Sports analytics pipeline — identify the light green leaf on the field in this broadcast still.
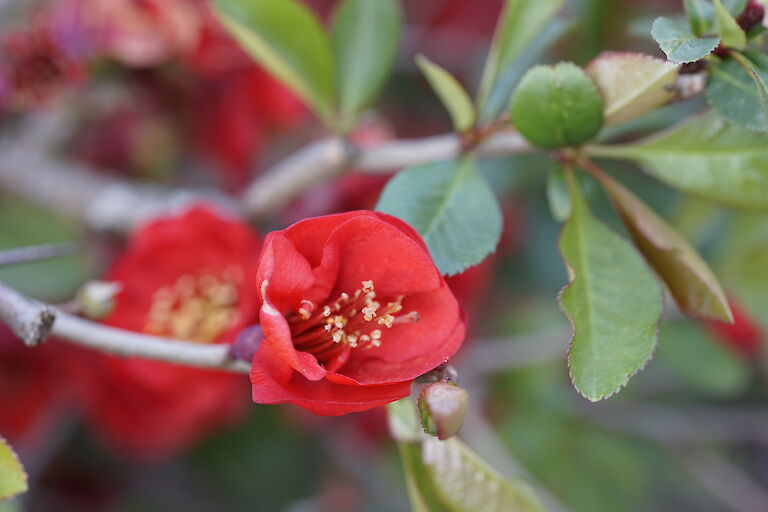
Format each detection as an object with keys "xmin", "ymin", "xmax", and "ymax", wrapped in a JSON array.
[
  {"xmin": 585, "ymin": 52, "xmax": 679, "ymax": 125},
  {"xmin": 651, "ymin": 17, "xmax": 720, "ymax": 63},
  {"xmin": 477, "ymin": 0, "xmax": 565, "ymax": 114},
  {"xmin": 376, "ymin": 159, "xmax": 502, "ymax": 276},
  {"xmin": 546, "ymin": 166, "xmax": 572, "ymax": 223},
  {"xmin": 509, "ymin": 62, "xmax": 604, "ymax": 149},
  {"xmin": 0, "ymin": 438, "xmax": 27, "ymax": 500},
  {"xmin": 559, "ymin": 173, "xmax": 663, "ymax": 401},
  {"xmin": 416, "ymin": 55, "xmax": 476, "ymax": 132},
  {"xmin": 714, "ymin": 0, "xmax": 747, "ymax": 48},
  {"xmin": 420, "ymin": 437, "xmax": 544, "ymax": 512},
  {"xmin": 684, "ymin": 0, "xmax": 715, "ymax": 36},
  {"xmin": 588, "ymin": 111, "xmax": 768, "ymax": 211},
  {"xmin": 657, "ymin": 321, "xmax": 749, "ymax": 397},
  {"xmin": 593, "ymin": 169, "xmax": 732, "ymax": 322},
  {"xmin": 707, "ymin": 52, "xmax": 768, "ymax": 132},
  {"xmin": 213, "ymin": 0, "xmax": 336, "ymax": 121},
  {"xmin": 388, "ymin": 399, "xmax": 422, "ymax": 443},
  {"xmin": 332, "ymin": 0, "xmax": 401, "ymax": 120}
]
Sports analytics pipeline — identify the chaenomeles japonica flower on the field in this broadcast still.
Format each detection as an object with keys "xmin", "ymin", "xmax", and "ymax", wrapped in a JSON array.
[
  {"xmin": 248, "ymin": 211, "xmax": 466, "ymax": 416},
  {"xmin": 82, "ymin": 206, "xmax": 261, "ymax": 459}
]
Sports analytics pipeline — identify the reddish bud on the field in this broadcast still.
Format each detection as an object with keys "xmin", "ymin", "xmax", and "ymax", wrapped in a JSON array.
[
  {"xmin": 418, "ymin": 381, "xmax": 468, "ymax": 440},
  {"xmin": 737, "ymin": 0, "xmax": 765, "ymax": 31}
]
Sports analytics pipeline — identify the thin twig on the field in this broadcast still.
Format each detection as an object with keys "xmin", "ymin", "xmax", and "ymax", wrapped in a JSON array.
[
  {"xmin": 0, "ymin": 242, "xmax": 80, "ymax": 266},
  {"xmin": 0, "ymin": 279, "xmax": 249, "ymax": 371},
  {"xmin": 674, "ymin": 447, "xmax": 768, "ymax": 512},
  {"xmin": 0, "ymin": 281, "xmax": 54, "ymax": 346}
]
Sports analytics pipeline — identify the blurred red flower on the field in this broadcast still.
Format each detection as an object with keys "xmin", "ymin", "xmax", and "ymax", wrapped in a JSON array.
[
  {"xmin": 83, "ymin": 206, "xmax": 260, "ymax": 459},
  {"xmin": 707, "ymin": 298, "xmax": 763, "ymax": 359},
  {"xmin": 250, "ymin": 211, "xmax": 465, "ymax": 415},
  {"xmin": 0, "ymin": 325, "xmax": 75, "ymax": 448}
]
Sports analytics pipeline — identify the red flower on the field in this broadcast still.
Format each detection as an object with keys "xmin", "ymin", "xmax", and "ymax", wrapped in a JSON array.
[
  {"xmin": 250, "ymin": 211, "xmax": 465, "ymax": 416},
  {"xmin": 0, "ymin": 325, "xmax": 75, "ymax": 448},
  {"xmin": 83, "ymin": 206, "xmax": 260, "ymax": 458},
  {"xmin": 707, "ymin": 297, "xmax": 763, "ymax": 358}
]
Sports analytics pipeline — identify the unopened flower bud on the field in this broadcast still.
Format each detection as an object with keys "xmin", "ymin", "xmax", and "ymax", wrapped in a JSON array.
[
  {"xmin": 77, "ymin": 280, "xmax": 121, "ymax": 319},
  {"xmin": 418, "ymin": 381, "xmax": 468, "ymax": 440}
]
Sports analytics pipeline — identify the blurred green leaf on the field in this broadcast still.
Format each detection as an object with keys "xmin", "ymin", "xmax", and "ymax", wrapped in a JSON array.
[
  {"xmin": 657, "ymin": 321, "xmax": 749, "ymax": 397},
  {"xmin": 0, "ymin": 198, "xmax": 85, "ymax": 300},
  {"xmin": 651, "ymin": 17, "xmax": 719, "ymax": 63},
  {"xmin": 684, "ymin": 0, "xmax": 715, "ymax": 35},
  {"xmin": 416, "ymin": 55, "xmax": 476, "ymax": 132},
  {"xmin": 0, "ymin": 437, "xmax": 27, "ymax": 500},
  {"xmin": 593, "ymin": 170, "xmax": 732, "ymax": 322},
  {"xmin": 707, "ymin": 52, "xmax": 768, "ymax": 132},
  {"xmin": 477, "ymin": 0, "xmax": 564, "ymax": 119},
  {"xmin": 546, "ymin": 166, "xmax": 572, "ymax": 223},
  {"xmin": 585, "ymin": 52, "xmax": 679, "ymax": 126},
  {"xmin": 332, "ymin": 0, "xmax": 400, "ymax": 121},
  {"xmin": 559, "ymin": 172, "xmax": 663, "ymax": 401},
  {"xmin": 419, "ymin": 437, "xmax": 543, "ymax": 512},
  {"xmin": 388, "ymin": 398, "xmax": 423, "ymax": 442},
  {"xmin": 713, "ymin": 0, "xmax": 747, "ymax": 48},
  {"xmin": 376, "ymin": 158, "xmax": 502, "ymax": 276},
  {"xmin": 588, "ymin": 112, "xmax": 768, "ymax": 211},
  {"xmin": 213, "ymin": 0, "xmax": 336, "ymax": 121},
  {"xmin": 510, "ymin": 63, "xmax": 604, "ymax": 149}
]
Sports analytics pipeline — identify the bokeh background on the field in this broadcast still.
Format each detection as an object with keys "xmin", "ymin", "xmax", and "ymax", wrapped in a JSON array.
[{"xmin": 2, "ymin": 0, "xmax": 768, "ymax": 511}]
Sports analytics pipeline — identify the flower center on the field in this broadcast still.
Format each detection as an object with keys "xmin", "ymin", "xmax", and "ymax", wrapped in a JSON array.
[
  {"xmin": 288, "ymin": 280, "xmax": 419, "ymax": 365},
  {"xmin": 143, "ymin": 266, "xmax": 242, "ymax": 343}
]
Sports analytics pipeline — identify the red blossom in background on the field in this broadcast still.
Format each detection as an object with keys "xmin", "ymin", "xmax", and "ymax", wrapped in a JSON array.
[
  {"xmin": 0, "ymin": 325, "xmax": 76, "ymax": 449},
  {"xmin": 82, "ymin": 206, "xmax": 260, "ymax": 459},
  {"xmin": 250, "ymin": 211, "xmax": 465, "ymax": 416},
  {"xmin": 707, "ymin": 297, "xmax": 764, "ymax": 359}
]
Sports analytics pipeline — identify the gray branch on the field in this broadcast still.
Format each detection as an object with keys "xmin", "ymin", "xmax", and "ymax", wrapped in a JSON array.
[{"xmin": 0, "ymin": 281, "xmax": 54, "ymax": 346}]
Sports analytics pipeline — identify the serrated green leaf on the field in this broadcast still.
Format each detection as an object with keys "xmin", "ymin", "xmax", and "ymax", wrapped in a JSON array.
[
  {"xmin": 707, "ymin": 52, "xmax": 768, "ymax": 131},
  {"xmin": 657, "ymin": 321, "xmax": 749, "ymax": 397},
  {"xmin": 0, "ymin": 438, "xmax": 27, "ymax": 500},
  {"xmin": 510, "ymin": 62, "xmax": 604, "ymax": 149},
  {"xmin": 546, "ymin": 166, "xmax": 572, "ymax": 223},
  {"xmin": 479, "ymin": 18, "xmax": 571, "ymax": 124},
  {"xmin": 558, "ymin": 173, "xmax": 663, "ymax": 401},
  {"xmin": 416, "ymin": 55, "xmax": 476, "ymax": 132},
  {"xmin": 588, "ymin": 111, "xmax": 768, "ymax": 211},
  {"xmin": 651, "ymin": 17, "xmax": 720, "ymax": 63},
  {"xmin": 585, "ymin": 52, "xmax": 679, "ymax": 126},
  {"xmin": 331, "ymin": 0, "xmax": 400, "ymax": 121},
  {"xmin": 593, "ymin": 169, "xmax": 732, "ymax": 322},
  {"xmin": 420, "ymin": 437, "xmax": 544, "ymax": 512},
  {"xmin": 376, "ymin": 159, "xmax": 502, "ymax": 276},
  {"xmin": 684, "ymin": 0, "xmax": 715, "ymax": 36},
  {"xmin": 213, "ymin": 0, "xmax": 336, "ymax": 121},
  {"xmin": 714, "ymin": 0, "xmax": 747, "ymax": 48},
  {"xmin": 477, "ymin": 0, "xmax": 565, "ymax": 116}
]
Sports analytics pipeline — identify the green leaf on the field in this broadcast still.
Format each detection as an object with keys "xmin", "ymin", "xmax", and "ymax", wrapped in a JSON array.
[
  {"xmin": 376, "ymin": 159, "xmax": 502, "ymax": 276},
  {"xmin": 684, "ymin": 0, "xmax": 715, "ymax": 36},
  {"xmin": 546, "ymin": 166, "xmax": 572, "ymax": 223},
  {"xmin": 707, "ymin": 52, "xmax": 768, "ymax": 132},
  {"xmin": 593, "ymin": 169, "xmax": 732, "ymax": 322},
  {"xmin": 479, "ymin": 18, "xmax": 571, "ymax": 124},
  {"xmin": 0, "ymin": 437, "xmax": 27, "ymax": 500},
  {"xmin": 331, "ymin": 0, "xmax": 401, "ymax": 120},
  {"xmin": 588, "ymin": 111, "xmax": 768, "ymax": 211},
  {"xmin": 477, "ymin": 0, "xmax": 565, "ymax": 114},
  {"xmin": 388, "ymin": 399, "xmax": 422, "ymax": 443},
  {"xmin": 651, "ymin": 17, "xmax": 719, "ymax": 63},
  {"xmin": 585, "ymin": 52, "xmax": 679, "ymax": 126},
  {"xmin": 657, "ymin": 321, "xmax": 749, "ymax": 397},
  {"xmin": 713, "ymin": 0, "xmax": 747, "ymax": 48},
  {"xmin": 510, "ymin": 62, "xmax": 604, "ymax": 149},
  {"xmin": 416, "ymin": 55, "xmax": 476, "ymax": 132},
  {"xmin": 558, "ymin": 172, "xmax": 663, "ymax": 401},
  {"xmin": 420, "ymin": 437, "xmax": 544, "ymax": 512},
  {"xmin": 213, "ymin": 0, "xmax": 336, "ymax": 121}
]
